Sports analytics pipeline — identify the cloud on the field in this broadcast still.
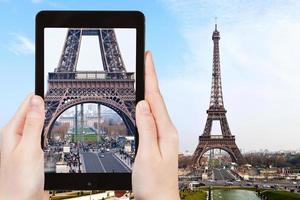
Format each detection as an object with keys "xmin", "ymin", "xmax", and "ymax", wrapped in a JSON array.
[
  {"xmin": 158, "ymin": 0, "xmax": 300, "ymax": 152},
  {"xmin": 9, "ymin": 34, "xmax": 35, "ymax": 55}
]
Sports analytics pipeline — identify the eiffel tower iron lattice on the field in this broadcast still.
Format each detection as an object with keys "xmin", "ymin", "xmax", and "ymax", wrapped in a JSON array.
[
  {"xmin": 192, "ymin": 24, "xmax": 245, "ymax": 167},
  {"xmin": 44, "ymin": 28, "xmax": 136, "ymax": 143}
]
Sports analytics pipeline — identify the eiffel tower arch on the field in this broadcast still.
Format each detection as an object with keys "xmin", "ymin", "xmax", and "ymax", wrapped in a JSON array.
[
  {"xmin": 44, "ymin": 28, "xmax": 135, "ymax": 144},
  {"xmin": 192, "ymin": 24, "xmax": 245, "ymax": 167}
]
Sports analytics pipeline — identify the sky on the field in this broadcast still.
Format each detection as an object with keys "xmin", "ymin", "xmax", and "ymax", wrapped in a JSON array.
[
  {"xmin": 0, "ymin": 0, "xmax": 300, "ymax": 153},
  {"xmin": 44, "ymin": 28, "xmax": 136, "ymax": 90}
]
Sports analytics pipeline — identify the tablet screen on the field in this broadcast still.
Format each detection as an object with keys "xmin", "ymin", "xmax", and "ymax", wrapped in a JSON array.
[{"xmin": 44, "ymin": 28, "xmax": 136, "ymax": 174}]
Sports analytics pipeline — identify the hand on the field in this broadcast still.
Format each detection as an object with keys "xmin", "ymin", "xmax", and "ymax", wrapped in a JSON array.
[
  {"xmin": 133, "ymin": 52, "xmax": 180, "ymax": 200},
  {"xmin": 0, "ymin": 94, "xmax": 49, "ymax": 200}
]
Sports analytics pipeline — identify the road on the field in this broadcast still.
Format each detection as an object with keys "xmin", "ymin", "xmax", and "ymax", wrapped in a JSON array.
[
  {"xmin": 213, "ymin": 169, "xmax": 236, "ymax": 181},
  {"xmin": 81, "ymin": 151, "xmax": 131, "ymax": 173},
  {"xmin": 179, "ymin": 172, "xmax": 300, "ymax": 192}
]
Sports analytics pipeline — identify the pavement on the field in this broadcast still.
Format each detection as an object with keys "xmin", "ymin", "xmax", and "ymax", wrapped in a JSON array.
[
  {"xmin": 81, "ymin": 151, "xmax": 131, "ymax": 173},
  {"xmin": 213, "ymin": 169, "xmax": 236, "ymax": 181},
  {"xmin": 114, "ymin": 152, "xmax": 133, "ymax": 169}
]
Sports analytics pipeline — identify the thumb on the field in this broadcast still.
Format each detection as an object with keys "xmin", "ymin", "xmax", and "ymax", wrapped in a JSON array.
[
  {"xmin": 42, "ymin": 191, "xmax": 50, "ymax": 200},
  {"xmin": 21, "ymin": 95, "xmax": 45, "ymax": 151},
  {"xmin": 135, "ymin": 100, "xmax": 160, "ymax": 157}
]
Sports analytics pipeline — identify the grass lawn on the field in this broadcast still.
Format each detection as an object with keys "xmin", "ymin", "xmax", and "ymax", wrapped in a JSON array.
[
  {"xmin": 74, "ymin": 127, "xmax": 96, "ymax": 135},
  {"xmin": 180, "ymin": 189, "xmax": 207, "ymax": 200},
  {"xmin": 262, "ymin": 190, "xmax": 300, "ymax": 200},
  {"xmin": 71, "ymin": 134, "xmax": 101, "ymax": 142},
  {"xmin": 205, "ymin": 186, "xmax": 257, "ymax": 191}
]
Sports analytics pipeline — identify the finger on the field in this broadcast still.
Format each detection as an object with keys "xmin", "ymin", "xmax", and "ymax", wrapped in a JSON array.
[
  {"xmin": 144, "ymin": 52, "xmax": 179, "ymax": 158},
  {"xmin": 144, "ymin": 51, "xmax": 160, "ymax": 94},
  {"xmin": 42, "ymin": 191, "xmax": 50, "ymax": 200},
  {"xmin": 0, "ymin": 128, "xmax": 3, "ymax": 156},
  {"xmin": 21, "ymin": 95, "xmax": 45, "ymax": 151},
  {"xmin": 144, "ymin": 52, "xmax": 176, "ymax": 139},
  {"xmin": 2, "ymin": 94, "xmax": 33, "ymax": 154},
  {"xmin": 7, "ymin": 93, "xmax": 33, "ymax": 134},
  {"xmin": 135, "ymin": 100, "xmax": 161, "ymax": 157}
]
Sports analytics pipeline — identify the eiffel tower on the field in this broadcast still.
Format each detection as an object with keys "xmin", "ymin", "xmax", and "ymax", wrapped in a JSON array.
[
  {"xmin": 43, "ymin": 28, "xmax": 135, "ymax": 144},
  {"xmin": 192, "ymin": 24, "xmax": 245, "ymax": 167}
]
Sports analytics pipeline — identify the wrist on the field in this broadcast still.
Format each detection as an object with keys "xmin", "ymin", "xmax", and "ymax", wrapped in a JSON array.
[
  {"xmin": 153, "ymin": 193, "xmax": 180, "ymax": 200},
  {"xmin": 134, "ymin": 188, "xmax": 180, "ymax": 200},
  {"xmin": 148, "ymin": 188, "xmax": 180, "ymax": 200}
]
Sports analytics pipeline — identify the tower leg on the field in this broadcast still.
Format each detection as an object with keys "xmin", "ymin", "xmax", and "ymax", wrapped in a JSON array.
[
  {"xmin": 97, "ymin": 103, "xmax": 101, "ymax": 142},
  {"xmin": 80, "ymin": 104, "xmax": 84, "ymax": 142},
  {"xmin": 75, "ymin": 105, "xmax": 78, "ymax": 142},
  {"xmin": 192, "ymin": 137, "xmax": 245, "ymax": 167}
]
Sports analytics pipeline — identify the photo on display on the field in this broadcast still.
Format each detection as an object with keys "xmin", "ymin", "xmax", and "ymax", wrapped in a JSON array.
[{"xmin": 43, "ymin": 28, "xmax": 136, "ymax": 173}]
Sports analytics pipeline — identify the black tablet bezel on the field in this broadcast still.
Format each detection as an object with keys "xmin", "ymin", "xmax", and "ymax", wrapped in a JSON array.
[{"xmin": 35, "ymin": 11, "xmax": 145, "ymax": 190}]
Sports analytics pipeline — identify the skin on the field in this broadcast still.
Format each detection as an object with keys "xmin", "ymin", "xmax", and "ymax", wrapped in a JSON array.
[
  {"xmin": 133, "ymin": 52, "xmax": 180, "ymax": 200},
  {"xmin": 0, "ymin": 94, "xmax": 49, "ymax": 200},
  {"xmin": 0, "ymin": 52, "xmax": 180, "ymax": 200}
]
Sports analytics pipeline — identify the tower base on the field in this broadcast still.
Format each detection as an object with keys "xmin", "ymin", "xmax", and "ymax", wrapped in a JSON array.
[{"xmin": 192, "ymin": 135, "xmax": 245, "ymax": 167}]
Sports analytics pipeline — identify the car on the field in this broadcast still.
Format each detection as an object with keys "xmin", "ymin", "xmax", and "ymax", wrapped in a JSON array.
[
  {"xmin": 100, "ymin": 154, "xmax": 104, "ymax": 158},
  {"xmin": 225, "ymin": 181, "xmax": 234, "ymax": 186}
]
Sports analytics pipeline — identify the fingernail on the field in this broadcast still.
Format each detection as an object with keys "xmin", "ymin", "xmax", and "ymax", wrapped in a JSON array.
[
  {"xmin": 139, "ymin": 101, "xmax": 150, "ymax": 114},
  {"xmin": 147, "ymin": 51, "xmax": 153, "ymax": 61},
  {"xmin": 30, "ymin": 95, "xmax": 42, "ymax": 112}
]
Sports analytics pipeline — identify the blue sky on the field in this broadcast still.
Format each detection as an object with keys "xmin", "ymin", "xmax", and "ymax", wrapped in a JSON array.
[
  {"xmin": 0, "ymin": 0, "xmax": 183, "ymax": 122},
  {"xmin": 1, "ymin": 0, "xmax": 300, "ymax": 152}
]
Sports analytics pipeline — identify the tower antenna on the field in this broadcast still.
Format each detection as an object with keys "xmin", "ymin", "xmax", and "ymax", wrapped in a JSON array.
[{"xmin": 214, "ymin": 17, "xmax": 218, "ymax": 30}]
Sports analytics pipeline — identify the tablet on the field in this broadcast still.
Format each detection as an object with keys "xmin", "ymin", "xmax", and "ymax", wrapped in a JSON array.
[{"xmin": 35, "ymin": 11, "xmax": 145, "ymax": 190}]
